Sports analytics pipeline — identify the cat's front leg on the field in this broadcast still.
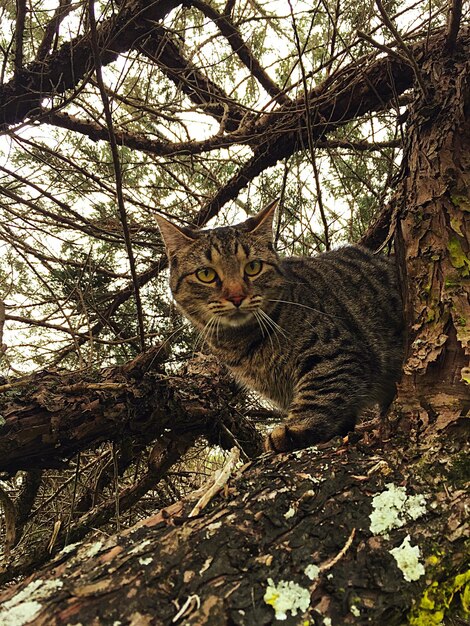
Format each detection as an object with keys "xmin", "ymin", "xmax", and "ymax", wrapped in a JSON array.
[
  {"xmin": 264, "ymin": 354, "xmax": 365, "ymax": 452},
  {"xmin": 263, "ymin": 402, "xmax": 357, "ymax": 453}
]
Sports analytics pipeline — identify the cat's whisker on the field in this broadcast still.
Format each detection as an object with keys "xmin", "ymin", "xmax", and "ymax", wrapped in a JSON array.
[
  {"xmin": 254, "ymin": 310, "xmax": 274, "ymax": 352},
  {"xmin": 268, "ymin": 298, "xmax": 339, "ymax": 320},
  {"xmin": 253, "ymin": 311, "xmax": 266, "ymax": 338},
  {"xmin": 256, "ymin": 309, "xmax": 285, "ymax": 350},
  {"xmin": 258, "ymin": 308, "xmax": 288, "ymax": 339},
  {"xmin": 193, "ymin": 315, "xmax": 217, "ymax": 353},
  {"xmin": 215, "ymin": 315, "xmax": 222, "ymax": 343}
]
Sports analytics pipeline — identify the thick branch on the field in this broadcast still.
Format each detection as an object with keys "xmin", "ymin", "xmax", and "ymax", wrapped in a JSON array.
[
  {"xmin": 137, "ymin": 24, "xmax": 247, "ymax": 131},
  {"xmin": 445, "ymin": 0, "xmax": 463, "ymax": 52},
  {"xmin": 0, "ymin": 0, "xmax": 182, "ymax": 128},
  {"xmin": 0, "ymin": 348, "xmax": 263, "ymax": 473},
  {"xmin": 0, "ymin": 424, "xmax": 467, "ymax": 624},
  {"xmin": 190, "ymin": 0, "xmax": 290, "ymax": 105}
]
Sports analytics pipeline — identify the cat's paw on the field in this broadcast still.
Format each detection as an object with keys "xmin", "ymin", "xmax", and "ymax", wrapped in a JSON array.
[{"xmin": 264, "ymin": 424, "xmax": 307, "ymax": 453}]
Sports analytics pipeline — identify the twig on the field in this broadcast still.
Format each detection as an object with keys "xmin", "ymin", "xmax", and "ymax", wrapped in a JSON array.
[
  {"xmin": 189, "ymin": 447, "xmax": 240, "ymax": 517},
  {"xmin": 36, "ymin": 0, "xmax": 73, "ymax": 61},
  {"xmin": 375, "ymin": 0, "xmax": 429, "ymax": 99},
  {"xmin": 112, "ymin": 442, "xmax": 121, "ymax": 532},
  {"xmin": 319, "ymin": 527, "xmax": 356, "ymax": 572},
  {"xmin": 190, "ymin": 0, "xmax": 290, "ymax": 105},
  {"xmin": 64, "ymin": 452, "xmax": 81, "ymax": 546},
  {"xmin": 0, "ymin": 484, "xmax": 16, "ymax": 556},
  {"xmin": 288, "ymin": 0, "xmax": 330, "ymax": 249},
  {"xmin": 356, "ymin": 30, "xmax": 409, "ymax": 63},
  {"xmin": 445, "ymin": 0, "xmax": 463, "ymax": 52},
  {"xmin": 0, "ymin": 300, "xmax": 6, "ymax": 358},
  {"xmin": 88, "ymin": 0, "xmax": 146, "ymax": 352}
]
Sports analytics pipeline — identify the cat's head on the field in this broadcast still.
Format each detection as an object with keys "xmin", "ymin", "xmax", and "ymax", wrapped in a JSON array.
[{"xmin": 156, "ymin": 200, "xmax": 284, "ymax": 330}]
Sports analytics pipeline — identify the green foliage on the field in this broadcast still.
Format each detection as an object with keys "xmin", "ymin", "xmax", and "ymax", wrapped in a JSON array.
[{"xmin": 0, "ymin": 0, "xmax": 443, "ymax": 373}]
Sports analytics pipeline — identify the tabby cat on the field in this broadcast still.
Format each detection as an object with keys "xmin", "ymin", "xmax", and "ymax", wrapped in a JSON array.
[{"xmin": 156, "ymin": 200, "xmax": 404, "ymax": 452}]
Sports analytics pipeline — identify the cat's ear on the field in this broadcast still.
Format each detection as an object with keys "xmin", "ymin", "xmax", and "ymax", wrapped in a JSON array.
[
  {"xmin": 155, "ymin": 214, "xmax": 197, "ymax": 257},
  {"xmin": 242, "ymin": 198, "xmax": 278, "ymax": 239}
]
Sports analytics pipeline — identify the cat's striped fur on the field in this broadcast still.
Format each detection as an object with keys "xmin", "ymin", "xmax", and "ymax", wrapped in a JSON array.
[{"xmin": 156, "ymin": 201, "xmax": 404, "ymax": 452}]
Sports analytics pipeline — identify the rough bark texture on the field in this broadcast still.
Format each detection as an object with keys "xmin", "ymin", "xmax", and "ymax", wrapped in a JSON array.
[
  {"xmin": 394, "ymin": 35, "xmax": 470, "ymax": 431},
  {"xmin": 0, "ymin": 418, "xmax": 468, "ymax": 626},
  {"xmin": 0, "ymin": 348, "xmax": 262, "ymax": 473}
]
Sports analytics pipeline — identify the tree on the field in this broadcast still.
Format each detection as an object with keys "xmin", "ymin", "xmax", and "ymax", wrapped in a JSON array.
[{"xmin": 0, "ymin": 1, "xmax": 468, "ymax": 624}]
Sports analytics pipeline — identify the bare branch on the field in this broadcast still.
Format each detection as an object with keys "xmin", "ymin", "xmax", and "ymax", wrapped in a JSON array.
[
  {"xmin": 88, "ymin": 0, "xmax": 146, "ymax": 352},
  {"xmin": 14, "ymin": 0, "xmax": 27, "ymax": 80},
  {"xmin": 445, "ymin": 0, "xmax": 463, "ymax": 52},
  {"xmin": 190, "ymin": 0, "xmax": 290, "ymax": 105},
  {"xmin": 35, "ymin": 0, "xmax": 73, "ymax": 61},
  {"xmin": 375, "ymin": 0, "xmax": 429, "ymax": 99},
  {"xmin": 0, "ymin": 0, "xmax": 183, "ymax": 128}
]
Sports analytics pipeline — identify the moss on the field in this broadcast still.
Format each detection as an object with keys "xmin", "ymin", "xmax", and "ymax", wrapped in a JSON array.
[
  {"xmin": 447, "ymin": 235, "xmax": 470, "ymax": 277},
  {"xmin": 409, "ymin": 569, "xmax": 470, "ymax": 625},
  {"xmin": 450, "ymin": 194, "xmax": 470, "ymax": 212},
  {"xmin": 444, "ymin": 272, "xmax": 461, "ymax": 288},
  {"xmin": 447, "ymin": 453, "xmax": 470, "ymax": 486}
]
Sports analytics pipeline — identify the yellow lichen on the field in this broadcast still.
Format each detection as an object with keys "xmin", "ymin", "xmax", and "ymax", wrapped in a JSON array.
[{"xmin": 409, "ymin": 569, "xmax": 470, "ymax": 625}]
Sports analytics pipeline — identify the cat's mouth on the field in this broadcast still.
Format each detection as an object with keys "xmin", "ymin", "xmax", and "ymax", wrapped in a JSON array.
[{"xmin": 218, "ymin": 307, "xmax": 256, "ymax": 327}]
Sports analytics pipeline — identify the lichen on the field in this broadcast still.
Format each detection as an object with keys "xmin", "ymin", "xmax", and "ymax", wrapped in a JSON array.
[
  {"xmin": 263, "ymin": 577, "xmax": 310, "ymax": 620},
  {"xmin": 389, "ymin": 535, "xmax": 425, "ymax": 582},
  {"xmin": 447, "ymin": 235, "xmax": 470, "ymax": 277},
  {"xmin": 0, "ymin": 579, "xmax": 64, "ymax": 626},
  {"xmin": 284, "ymin": 506, "xmax": 296, "ymax": 519},
  {"xmin": 369, "ymin": 483, "xmax": 427, "ymax": 537},
  {"xmin": 304, "ymin": 564, "xmax": 320, "ymax": 581},
  {"xmin": 409, "ymin": 569, "xmax": 470, "ymax": 625},
  {"xmin": 450, "ymin": 193, "xmax": 470, "ymax": 212}
]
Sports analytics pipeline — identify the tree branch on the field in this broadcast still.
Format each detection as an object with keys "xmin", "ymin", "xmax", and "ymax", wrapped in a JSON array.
[
  {"xmin": 0, "ymin": 0, "xmax": 183, "ymax": 128},
  {"xmin": 445, "ymin": 0, "xmax": 463, "ymax": 52},
  {"xmin": 88, "ymin": 0, "xmax": 146, "ymax": 352},
  {"xmin": 14, "ymin": 0, "xmax": 27, "ymax": 81},
  {"xmin": 0, "ymin": 348, "xmax": 263, "ymax": 473},
  {"xmin": 35, "ymin": 0, "xmax": 73, "ymax": 62},
  {"xmin": 189, "ymin": 0, "xmax": 290, "ymax": 106}
]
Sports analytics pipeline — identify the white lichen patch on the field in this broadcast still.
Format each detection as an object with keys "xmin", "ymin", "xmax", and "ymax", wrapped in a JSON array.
[
  {"xmin": 350, "ymin": 604, "xmax": 361, "ymax": 617},
  {"xmin": 0, "ymin": 578, "xmax": 64, "ymax": 626},
  {"xmin": 304, "ymin": 564, "xmax": 320, "ymax": 581},
  {"xmin": 263, "ymin": 578, "xmax": 310, "ymax": 620},
  {"xmin": 138, "ymin": 557, "xmax": 153, "ymax": 566},
  {"xmin": 284, "ymin": 506, "xmax": 296, "ymax": 519},
  {"xmin": 83, "ymin": 539, "xmax": 104, "ymax": 558},
  {"xmin": 369, "ymin": 483, "xmax": 427, "ymax": 537},
  {"xmin": 0, "ymin": 601, "xmax": 43, "ymax": 626},
  {"xmin": 389, "ymin": 535, "xmax": 425, "ymax": 582},
  {"xmin": 59, "ymin": 542, "xmax": 79, "ymax": 555}
]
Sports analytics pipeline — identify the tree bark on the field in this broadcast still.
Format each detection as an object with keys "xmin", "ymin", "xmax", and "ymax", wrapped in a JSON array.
[
  {"xmin": 394, "ymin": 33, "xmax": 470, "ymax": 431},
  {"xmin": 0, "ymin": 348, "xmax": 262, "ymax": 473},
  {"xmin": 0, "ymin": 418, "xmax": 467, "ymax": 626}
]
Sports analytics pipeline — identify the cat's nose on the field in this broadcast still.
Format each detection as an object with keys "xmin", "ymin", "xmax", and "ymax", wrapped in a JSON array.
[{"xmin": 227, "ymin": 294, "xmax": 245, "ymax": 307}]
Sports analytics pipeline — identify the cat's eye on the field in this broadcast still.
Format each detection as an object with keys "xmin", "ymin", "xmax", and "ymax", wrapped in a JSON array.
[
  {"xmin": 196, "ymin": 267, "xmax": 218, "ymax": 283},
  {"xmin": 244, "ymin": 260, "xmax": 263, "ymax": 277}
]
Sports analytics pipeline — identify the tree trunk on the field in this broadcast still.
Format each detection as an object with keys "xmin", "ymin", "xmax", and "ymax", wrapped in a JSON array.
[{"xmin": 394, "ymin": 36, "xmax": 469, "ymax": 433}]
